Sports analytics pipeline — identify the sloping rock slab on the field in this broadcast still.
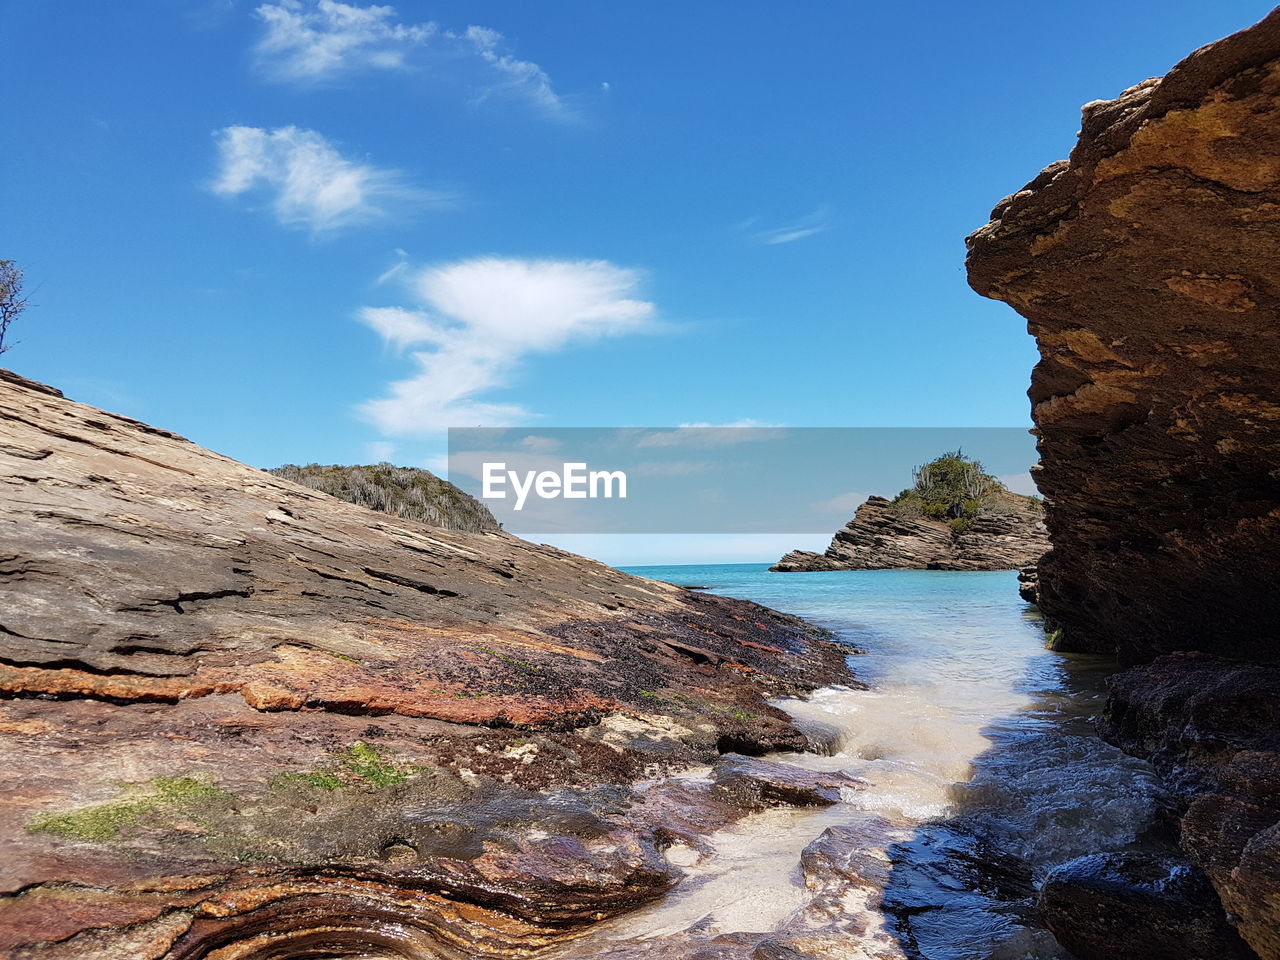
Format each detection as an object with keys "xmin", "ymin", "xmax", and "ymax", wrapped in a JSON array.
[
  {"xmin": 1039, "ymin": 852, "xmax": 1255, "ymax": 960},
  {"xmin": 0, "ymin": 370, "xmax": 857, "ymax": 958},
  {"xmin": 1102, "ymin": 653, "xmax": 1280, "ymax": 958}
]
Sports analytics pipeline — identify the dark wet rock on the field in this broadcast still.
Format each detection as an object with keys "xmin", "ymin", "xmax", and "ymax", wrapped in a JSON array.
[
  {"xmin": 1102, "ymin": 654, "xmax": 1280, "ymax": 958},
  {"xmin": 1017, "ymin": 565, "xmax": 1039, "ymax": 605},
  {"xmin": 881, "ymin": 821, "xmax": 1044, "ymax": 958},
  {"xmin": 711, "ymin": 754, "xmax": 864, "ymax": 809},
  {"xmin": 800, "ymin": 822, "xmax": 894, "ymax": 910},
  {"xmin": 750, "ymin": 943, "xmax": 814, "ymax": 960},
  {"xmin": 771, "ymin": 494, "xmax": 1047, "ymax": 573},
  {"xmin": 0, "ymin": 371, "xmax": 857, "ymax": 958},
  {"xmin": 1038, "ymin": 852, "xmax": 1256, "ymax": 960},
  {"xmin": 966, "ymin": 8, "xmax": 1280, "ymax": 663}
]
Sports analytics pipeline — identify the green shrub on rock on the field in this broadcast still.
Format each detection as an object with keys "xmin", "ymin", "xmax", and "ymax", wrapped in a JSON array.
[{"xmin": 892, "ymin": 451, "xmax": 1002, "ymax": 532}]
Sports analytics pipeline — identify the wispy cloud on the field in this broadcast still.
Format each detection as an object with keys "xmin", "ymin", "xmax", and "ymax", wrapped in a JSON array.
[
  {"xmin": 210, "ymin": 125, "xmax": 441, "ymax": 232},
  {"xmin": 254, "ymin": 0, "xmax": 434, "ymax": 81},
  {"xmin": 745, "ymin": 205, "xmax": 833, "ymax": 246},
  {"xmin": 634, "ymin": 422, "xmax": 786, "ymax": 448},
  {"xmin": 253, "ymin": 1, "xmax": 567, "ymax": 115},
  {"xmin": 360, "ymin": 258, "xmax": 656, "ymax": 434},
  {"xmin": 459, "ymin": 25, "xmax": 564, "ymax": 115}
]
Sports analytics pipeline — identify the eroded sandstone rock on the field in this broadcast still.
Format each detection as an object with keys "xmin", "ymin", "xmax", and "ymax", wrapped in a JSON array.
[
  {"xmin": 711, "ymin": 754, "xmax": 864, "ymax": 808},
  {"xmin": 965, "ymin": 9, "xmax": 1280, "ymax": 663},
  {"xmin": 0, "ymin": 370, "xmax": 856, "ymax": 958}
]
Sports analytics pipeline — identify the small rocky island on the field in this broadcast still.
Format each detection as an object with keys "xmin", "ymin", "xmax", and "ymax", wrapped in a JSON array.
[{"xmin": 772, "ymin": 451, "xmax": 1049, "ymax": 572}]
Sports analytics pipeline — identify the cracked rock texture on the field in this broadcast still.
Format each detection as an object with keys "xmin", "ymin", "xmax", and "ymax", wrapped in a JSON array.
[
  {"xmin": 968, "ymin": 9, "xmax": 1280, "ymax": 958},
  {"xmin": 771, "ymin": 493, "xmax": 1047, "ymax": 573},
  {"xmin": 0, "ymin": 368, "xmax": 855, "ymax": 958}
]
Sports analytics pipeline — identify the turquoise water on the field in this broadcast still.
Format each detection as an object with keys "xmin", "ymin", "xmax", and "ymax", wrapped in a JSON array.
[{"xmin": 575, "ymin": 564, "xmax": 1166, "ymax": 959}]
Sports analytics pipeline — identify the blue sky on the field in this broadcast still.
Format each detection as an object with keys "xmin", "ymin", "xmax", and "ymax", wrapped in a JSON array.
[{"xmin": 3, "ymin": 1, "xmax": 1272, "ymax": 562}]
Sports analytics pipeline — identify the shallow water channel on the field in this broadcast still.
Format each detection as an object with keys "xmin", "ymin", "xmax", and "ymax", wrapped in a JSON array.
[{"xmin": 557, "ymin": 565, "xmax": 1165, "ymax": 959}]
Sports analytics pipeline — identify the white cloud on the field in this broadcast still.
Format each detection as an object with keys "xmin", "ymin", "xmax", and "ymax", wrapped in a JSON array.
[
  {"xmin": 630, "ymin": 460, "xmax": 716, "ymax": 476},
  {"xmin": 634, "ymin": 422, "xmax": 786, "ymax": 448},
  {"xmin": 254, "ymin": 0, "xmax": 434, "ymax": 81},
  {"xmin": 460, "ymin": 25, "xmax": 564, "ymax": 115},
  {"xmin": 253, "ymin": 1, "xmax": 566, "ymax": 115},
  {"xmin": 749, "ymin": 205, "xmax": 833, "ymax": 246},
  {"xmin": 211, "ymin": 125, "xmax": 436, "ymax": 232},
  {"xmin": 422, "ymin": 453, "xmax": 451, "ymax": 477},
  {"xmin": 360, "ymin": 306, "xmax": 437, "ymax": 348},
  {"xmin": 360, "ymin": 258, "xmax": 656, "ymax": 434},
  {"xmin": 365, "ymin": 440, "xmax": 395, "ymax": 462},
  {"xmin": 520, "ymin": 435, "xmax": 562, "ymax": 453},
  {"xmin": 375, "ymin": 248, "xmax": 410, "ymax": 285}
]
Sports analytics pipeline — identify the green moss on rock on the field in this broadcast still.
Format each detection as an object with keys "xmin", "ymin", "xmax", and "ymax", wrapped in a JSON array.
[{"xmin": 27, "ymin": 775, "xmax": 231, "ymax": 842}]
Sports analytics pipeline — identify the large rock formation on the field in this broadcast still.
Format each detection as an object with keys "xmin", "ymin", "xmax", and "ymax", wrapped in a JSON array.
[
  {"xmin": 772, "ymin": 492, "xmax": 1047, "ymax": 573},
  {"xmin": 967, "ymin": 9, "xmax": 1280, "ymax": 958},
  {"xmin": 966, "ymin": 9, "xmax": 1280, "ymax": 663},
  {"xmin": 0, "ymin": 369, "xmax": 855, "ymax": 958}
]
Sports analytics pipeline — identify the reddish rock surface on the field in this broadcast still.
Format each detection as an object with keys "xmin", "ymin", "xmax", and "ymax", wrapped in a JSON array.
[
  {"xmin": 967, "ymin": 9, "xmax": 1280, "ymax": 957},
  {"xmin": 772, "ymin": 493, "xmax": 1047, "ymax": 573},
  {"xmin": 0, "ymin": 369, "xmax": 856, "ymax": 958}
]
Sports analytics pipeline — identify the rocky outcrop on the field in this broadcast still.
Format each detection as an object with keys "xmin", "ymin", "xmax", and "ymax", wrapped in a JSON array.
[
  {"xmin": 771, "ymin": 493, "xmax": 1048, "ymax": 573},
  {"xmin": 967, "ymin": 9, "xmax": 1280, "ymax": 958},
  {"xmin": 1038, "ymin": 852, "xmax": 1255, "ymax": 960},
  {"xmin": 966, "ymin": 8, "xmax": 1280, "ymax": 663},
  {"xmin": 0, "ymin": 369, "xmax": 856, "ymax": 958},
  {"xmin": 269, "ymin": 462, "xmax": 500, "ymax": 533},
  {"xmin": 1102, "ymin": 654, "xmax": 1280, "ymax": 959}
]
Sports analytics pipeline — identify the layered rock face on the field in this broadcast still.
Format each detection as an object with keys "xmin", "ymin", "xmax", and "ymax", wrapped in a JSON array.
[
  {"xmin": 966, "ymin": 9, "xmax": 1280, "ymax": 663},
  {"xmin": 967, "ymin": 9, "xmax": 1280, "ymax": 958},
  {"xmin": 772, "ymin": 493, "xmax": 1047, "ymax": 573},
  {"xmin": 0, "ymin": 369, "xmax": 855, "ymax": 958}
]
